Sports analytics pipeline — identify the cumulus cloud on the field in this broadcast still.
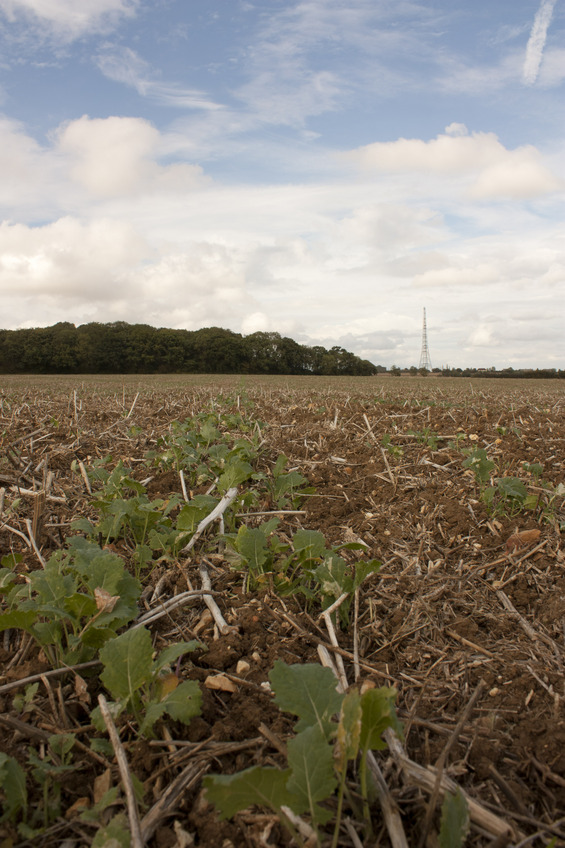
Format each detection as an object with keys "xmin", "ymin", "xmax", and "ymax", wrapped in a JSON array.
[
  {"xmin": 56, "ymin": 115, "xmax": 208, "ymax": 197},
  {"xmin": 344, "ymin": 126, "xmax": 562, "ymax": 199},
  {"xmin": 0, "ymin": 0, "xmax": 138, "ymax": 40},
  {"xmin": 0, "ymin": 217, "xmax": 149, "ymax": 300},
  {"xmin": 523, "ymin": 0, "xmax": 557, "ymax": 85}
]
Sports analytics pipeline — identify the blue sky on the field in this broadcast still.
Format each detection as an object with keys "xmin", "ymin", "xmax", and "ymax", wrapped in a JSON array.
[{"xmin": 0, "ymin": 0, "xmax": 564, "ymax": 368}]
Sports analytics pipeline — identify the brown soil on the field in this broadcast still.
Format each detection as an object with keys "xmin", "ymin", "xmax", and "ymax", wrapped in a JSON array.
[{"xmin": 0, "ymin": 375, "xmax": 564, "ymax": 847}]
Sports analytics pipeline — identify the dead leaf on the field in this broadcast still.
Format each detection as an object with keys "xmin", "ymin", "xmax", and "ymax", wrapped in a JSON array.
[
  {"xmin": 204, "ymin": 673, "xmax": 237, "ymax": 693},
  {"xmin": 158, "ymin": 673, "xmax": 179, "ymax": 700},
  {"xmin": 94, "ymin": 586, "xmax": 120, "ymax": 613},
  {"xmin": 173, "ymin": 820, "xmax": 194, "ymax": 848},
  {"xmin": 506, "ymin": 529, "xmax": 541, "ymax": 553},
  {"xmin": 74, "ymin": 673, "xmax": 91, "ymax": 704},
  {"xmin": 93, "ymin": 768, "xmax": 112, "ymax": 805},
  {"xmin": 65, "ymin": 797, "xmax": 90, "ymax": 818}
]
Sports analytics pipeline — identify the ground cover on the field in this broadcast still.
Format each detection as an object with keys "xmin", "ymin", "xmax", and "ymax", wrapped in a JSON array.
[{"xmin": 0, "ymin": 374, "xmax": 564, "ymax": 848}]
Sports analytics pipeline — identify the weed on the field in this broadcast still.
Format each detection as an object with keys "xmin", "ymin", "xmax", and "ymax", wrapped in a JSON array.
[
  {"xmin": 204, "ymin": 661, "xmax": 402, "ymax": 847},
  {"xmin": 0, "ymin": 538, "xmax": 140, "ymax": 666},
  {"xmin": 92, "ymin": 626, "xmax": 202, "ymax": 737}
]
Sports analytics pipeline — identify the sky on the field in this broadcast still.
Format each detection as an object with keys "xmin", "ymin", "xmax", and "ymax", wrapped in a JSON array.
[{"xmin": 0, "ymin": 0, "xmax": 564, "ymax": 369}]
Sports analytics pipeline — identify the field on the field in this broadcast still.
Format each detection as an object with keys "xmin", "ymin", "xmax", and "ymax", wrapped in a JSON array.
[{"xmin": 0, "ymin": 374, "xmax": 564, "ymax": 848}]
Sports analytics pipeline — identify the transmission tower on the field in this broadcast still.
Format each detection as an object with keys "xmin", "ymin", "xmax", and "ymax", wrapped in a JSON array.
[{"xmin": 419, "ymin": 308, "xmax": 432, "ymax": 371}]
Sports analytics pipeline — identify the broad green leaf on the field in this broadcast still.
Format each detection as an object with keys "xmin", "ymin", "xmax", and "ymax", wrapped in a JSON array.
[
  {"xmin": 49, "ymin": 733, "xmax": 75, "ymax": 760},
  {"xmin": 0, "ymin": 752, "xmax": 27, "ymax": 822},
  {"xmin": 336, "ymin": 690, "xmax": 362, "ymax": 770},
  {"xmin": 1, "ymin": 552, "xmax": 22, "ymax": 569},
  {"xmin": 0, "ymin": 609, "xmax": 38, "ymax": 633},
  {"xmin": 81, "ymin": 626, "xmax": 120, "ymax": 651},
  {"xmin": 292, "ymin": 529, "xmax": 327, "ymax": 559},
  {"xmin": 315, "ymin": 555, "xmax": 349, "ymax": 599},
  {"xmin": 286, "ymin": 724, "xmax": 336, "ymax": 825},
  {"xmin": 91, "ymin": 812, "xmax": 131, "ymax": 848},
  {"xmin": 100, "ymin": 626, "xmax": 153, "ymax": 701},
  {"xmin": 236, "ymin": 526, "xmax": 269, "ymax": 572},
  {"xmin": 360, "ymin": 687, "xmax": 402, "ymax": 752},
  {"xmin": 269, "ymin": 661, "xmax": 343, "ymax": 735},
  {"xmin": 274, "ymin": 470, "xmax": 308, "ymax": 501},
  {"xmin": 204, "ymin": 766, "xmax": 296, "ymax": 819},
  {"xmin": 218, "ymin": 459, "xmax": 253, "ymax": 492},
  {"xmin": 353, "ymin": 560, "xmax": 381, "ymax": 589},
  {"xmin": 272, "ymin": 454, "xmax": 288, "ymax": 477},
  {"xmin": 497, "ymin": 477, "xmax": 527, "ymax": 500},
  {"xmin": 161, "ymin": 680, "xmax": 202, "ymax": 724},
  {"xmin": 439, "ymin": 788, "xmax": 470, "ymax": 848},
  {"xmin": 32, "ymin": 619, "xmax": 63, "ymax": 647},
  {"xmin": 139, "ymin": 701, "xmax": 168, "ymax": 736},
  {"xmin": 152, "ymin": 641, "xmax": 200, "ymax": 673},
  {"xmin": 70, "ymin": 517, "xmax": 96, "ymax": 535},
  {"xmin": 29, "ymin": 567, "xmax": 76, "ymax": 605},
  {"xmin": 65, "ymin": 592, "xmax": 97, "ymax": 621},
  {"xmin": 177, "ymin": 496, "xmax": 219, "ymax": 532}
]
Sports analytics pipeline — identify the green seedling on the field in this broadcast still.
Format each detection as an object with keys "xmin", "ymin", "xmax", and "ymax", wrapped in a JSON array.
[
  {"xmin": 381, "ymin": 434, "xmax": 403, "ymax": 458},
  {"xmin": 522, "ymin": 461, "xmax": 544, "ymax": 480},
  {"xmin": 268, "ymin": 454, "xmax": 313, "ymax": 508},
  {"xmin": 93, "ymin": 626, "xmax": 202, "ymax": 737},
  {"xmin": 407, "ymin": 427, "xmax": 439, "ymax": 449},
  {"xmin": 0, "ymin": 537, "xmax": 140, "ymax": 666},
  {"xmin": 205, "ymin": 661, "xmax": 402, "ymax": 847},
  {"xmin": 482, "ymin": 476, "xmax": 529, "ymax": 517},
  {"xmin": 0, "ymin": 753, "xmax": 27, "ymax": 824},
  {"xmin": 462, "ymin": 448, "xmax": 495, "ymax": 485},
  {"xmin": 226, "ymin": 524, "xmax": 380, "ymax": 624},
  {"xmin": 439, "ymin": 788, "xmax": 470, "ymax": 848}
]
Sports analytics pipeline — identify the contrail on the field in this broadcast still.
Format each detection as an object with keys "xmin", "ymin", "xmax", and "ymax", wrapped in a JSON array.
[{"xmin": 523, "ymin": 0, "xmax": 557, "ymax": 85}]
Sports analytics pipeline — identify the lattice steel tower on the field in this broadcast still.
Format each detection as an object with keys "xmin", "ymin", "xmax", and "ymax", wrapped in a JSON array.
[{"xmin": 419, "ymin": 308, "xmax": 432, "ymax": 371}]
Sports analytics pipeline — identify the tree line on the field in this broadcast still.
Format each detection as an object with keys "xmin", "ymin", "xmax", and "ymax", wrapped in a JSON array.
[{"xmin": 0, "ymin": 322, "xmax": 380, "ymax": 376}]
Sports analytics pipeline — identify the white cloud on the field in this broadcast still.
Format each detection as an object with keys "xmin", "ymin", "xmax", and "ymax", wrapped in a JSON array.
[
  {"xmin": 344, "ymin": 126, "xmax": 562, "ymax": 199},
  {"xmin": 56, "ymin": 115, "xmax": 208, "ymax": 197},
  {"xmin": 523, "ymin": 0, "xmax": 557, "ymax": 86},
  {"xmin": 0, "ymin": 0, "xmax": 138, "ymax": 39},
  {"xmin": 0, "ymin": 217, "xmax": 149, "ymax": 300},
  {"xmin": 96, "ymin": 46, "xmax": 223, "ymax": 111}
]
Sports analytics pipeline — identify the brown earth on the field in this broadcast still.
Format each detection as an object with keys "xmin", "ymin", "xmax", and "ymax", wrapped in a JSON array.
[{"xmin": 0, "ymin": 374, "xmax": 564, "ymax": 847}]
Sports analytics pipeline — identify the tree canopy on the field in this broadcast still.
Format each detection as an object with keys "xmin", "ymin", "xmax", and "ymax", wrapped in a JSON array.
[{"xmin": 0, "ymin": 322, "xmax": 379, "ymax": 376}]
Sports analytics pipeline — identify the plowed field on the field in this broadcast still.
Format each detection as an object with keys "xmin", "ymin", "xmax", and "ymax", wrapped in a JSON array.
[{"xmin": 0, "ymin": 375, "xmax": 564, "ymax": 848}]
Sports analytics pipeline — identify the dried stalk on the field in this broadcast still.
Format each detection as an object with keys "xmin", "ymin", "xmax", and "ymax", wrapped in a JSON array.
[
  {"xmin": 384, "ymin": 729, "xmax": 516, "ymax": 841},
  {"xmin": 98, "ymin": 694, "xmax": 144, "ymax": 848},
  {"xmin": 181, "ymin": 485, "xmax": 238, "ymax": 553},
  {"xmin": 199, "ymin": 561, "xmax": 234, "ymax": 636}
]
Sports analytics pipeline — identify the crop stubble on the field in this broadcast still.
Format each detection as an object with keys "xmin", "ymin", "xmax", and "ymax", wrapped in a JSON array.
[{"xmin": 0, "ymin": 374, "xmax": 564, "ymax": 847}]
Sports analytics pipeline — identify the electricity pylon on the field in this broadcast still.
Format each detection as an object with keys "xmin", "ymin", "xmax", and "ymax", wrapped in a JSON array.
[{"xmin": 419, "ymin": 308, "xmax": 432, "ymax": 371}]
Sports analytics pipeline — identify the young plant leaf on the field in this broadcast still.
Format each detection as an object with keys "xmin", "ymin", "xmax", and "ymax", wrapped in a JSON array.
[
  {"xmin": 439, "ymin": 788, "xmax": 470, "ymax": 848},
  {"xmin": 99, "ymin": 626, "xmax": 153, "ymax": 702},
  {"xmin": 293, "ymin": 529, "xmax": 327, "ymax": 559},
  {"xmin": 218, "ymin": 459, "xmax": 253, "ymax": 492},
  {"xmin": 235, "ymin": 526, "xmax": 269, "ymax": 572},
  {"xmin": 336, "ymin": 690, "xmax": 362, "ymax": 770},
  {"xmin": 152, "ymin": 640, "xmax": 200, "ymax": 674},
  {"xmin": 286, "ymin": 724, "xmax": 336, "ymax": 825},
  {"xmin": 0, "ymin": 609, "xmax": 38, "ymax": 633},
  {"xmin": 269, "ymin": 661, "xmax": 344, "ymax": 735},
  {"xmin": 0, "ymin": 752, "xmax": 27, "ymax": 821},
  {"xmin": 204, "ymin": 766, "xmax": 296, "ymax": 819},
  {"xmin": 359, "ymin": 687, "xmax": 402, "ymax": 752},
  {"xmin": 91, "ymin": 812, "xmax": 131, "ymax": 848}
]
